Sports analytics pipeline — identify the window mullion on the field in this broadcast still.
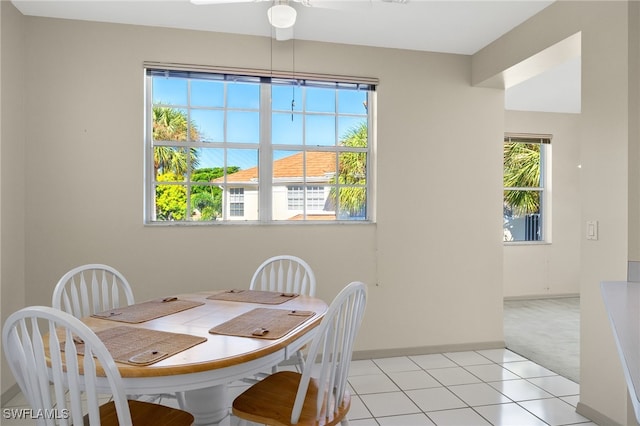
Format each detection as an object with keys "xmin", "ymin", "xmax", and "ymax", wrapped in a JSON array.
[
  {"xmin": 259, "ymin": 83, "xmax": 273, "ymax": 222},
  {"xmin": 145, "ymin": 75, "xmax": 155, "ymax": 221}
]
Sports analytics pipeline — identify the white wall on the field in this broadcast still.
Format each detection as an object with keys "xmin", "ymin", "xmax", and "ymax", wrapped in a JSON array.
[
  {"xmin": 474, "ymin": 2, "xmax": 639, "ymax": 423},
  {"xmin": 1, "ymin": 10, "xmax": 505, "ymax": 394},
  {"xmin": 0, "ymin": 1, "xmax": 26, "ymax": 397},
  {"xmin": 503, "ymin": 110, "xmax": 581, "ymax": 298}
]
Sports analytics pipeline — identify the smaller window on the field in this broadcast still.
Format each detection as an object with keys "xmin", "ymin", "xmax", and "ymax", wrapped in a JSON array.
[
  {"xmin": 503, "ymin": 134, "xmax": 551, "ymax": 242},
  {"xmin": 229, "ymin": 188, "xmax": 244, "ymax": 217},
  {"xmin": 287, "ymin": 186, "xmax": 326, "ymax": 210},
  {"xmin": 288, "ymin": 186, "xmax": 304, "ymax": 210}
]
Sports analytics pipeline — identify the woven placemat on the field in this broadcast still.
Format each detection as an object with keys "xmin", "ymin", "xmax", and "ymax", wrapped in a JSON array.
[
  {"xmin": 91, "ymin": 298, "xmax": 204, "ymax": 323},
  {"xmin": 206, "ymin": 289, "xmax": 299, "ymax": 305},
  {"xmin": 72, "ymin": 326, "xmax": 207, "ymax": 366},
  {"xmin": 208, "ymin": 308, "xmax": 315, "ymax": 340}
]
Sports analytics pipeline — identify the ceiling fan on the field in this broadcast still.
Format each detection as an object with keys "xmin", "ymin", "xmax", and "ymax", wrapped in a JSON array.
[{"xmin": 190, "ymin": 0, "xmax": 407, "ymax": 41}]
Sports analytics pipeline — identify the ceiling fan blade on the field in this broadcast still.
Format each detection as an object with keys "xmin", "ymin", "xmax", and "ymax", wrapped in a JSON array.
[
  {"xmin": 301, "ymin": 0, "xmax": 372, "ymax": 10},
  {"xmin": 275, "ymin": 27, "xmax": 294, "ymax": 41},
  {"xmin": 190, "ymin": 0, "xmax": 265, "ymax": 5}
]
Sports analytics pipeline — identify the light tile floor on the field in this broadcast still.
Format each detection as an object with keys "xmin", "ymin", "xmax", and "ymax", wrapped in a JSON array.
[{"xmin": 2, "ymin": 348, "xmax": 596, "ymax": 426}]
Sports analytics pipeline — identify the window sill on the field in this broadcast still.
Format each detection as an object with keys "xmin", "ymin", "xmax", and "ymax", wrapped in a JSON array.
[
  {"xmin": 503, "ymin": 240, "xmax": 551, "ymax": 246},
  {"xmin": 144, "ymin": 220, "xmax": 376, "ymax": 227}
]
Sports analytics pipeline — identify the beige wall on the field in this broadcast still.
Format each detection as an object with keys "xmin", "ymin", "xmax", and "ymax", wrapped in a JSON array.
[
  {"xmin": 474, "ymin": 1, "xmax": 639, "ymax": 423},
  {"xmin": 503, "ymin": 111, "xmax": 581, "ymax": 298},
  {"xmin": 0, "ymin": 8, "xmax": 506, "ymax": 397},
  {"xmin": 6, "ymin": 5, "xmax": 636, "ymax": 423},
  {"xmin": 1, "ymin": 1, "xmax": 26, "ymax": 396},
  {"xmin": 629, "ymin": 0, "xmax": 640, "ymax": 287}
]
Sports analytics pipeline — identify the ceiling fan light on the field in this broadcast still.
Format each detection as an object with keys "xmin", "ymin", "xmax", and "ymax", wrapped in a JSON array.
[{"xmin": 267, "ymin": 4, "xmax": 297, "ymax": 29}]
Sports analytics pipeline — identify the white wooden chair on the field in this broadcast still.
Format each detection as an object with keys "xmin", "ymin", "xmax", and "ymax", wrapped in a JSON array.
[
  {"xmin": 52, "ymin": 264, "xmax": 135, "ymax": 318},
  {"xmin": 2, "ymin": 305, "xmax": 194, "ymax": 426},
  {"xmin": 250, "ymin": 255, "xmax": 317, "ymax": 297},
  {"xmin": 249, "ymin": 255, "xmax": 317, "ymax": 375},
  {"xmin": 232, "ymin": 281, "xmax": 367, "ymax": 426},
  {"xmin": 52, "ymin": 264, "xmax": 183, "ymax": 406}
]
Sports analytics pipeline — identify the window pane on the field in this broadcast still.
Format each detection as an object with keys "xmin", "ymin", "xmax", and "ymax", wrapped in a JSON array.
[
  {"xmin": 338, "ymin": 152, "xmax": 367, "ymax": 185},
  {"xmin": 306, "ymin": 87, "xmax": 335, "ymax": 113},
  {"xmin": 228, "ymin": 149, "xmax": 258, "ymax": 182},
  {"xmin": 191, "ymin": 109, "xmax": 224, "ymax": 142},
  {"xmin": 338, "ymin": 90, "xmax": 367, "ymax": 114},
  {"xmin": 337, "ymin": 187, "xmax": 366, "ymax": 220},
  {"xmin": 306, "ymin": 186, "xmax": 327, "ymax": 210},
  {"xmin": 191, "ymin": 184, "xmax": 222, "ymax": 221},
  {"xmin": 228, "ymin": 82, "xmax": 260, "ymax": 109},
  {"xmin": 272, "ymin": 85, "xmax": 302, "ymax": 112},
  {"xmin": 228, "ymin": 111, "xmax": 259, "ymax": 143},
  {"xmin": 272, "ymin": 112, "xmax": 303, "ymax": 145},
  {"xmin": 154, "ymin": 147, "xmax": 188, "ymax": 179},
  {"xmin": 306, "ymin": 151, "xmax": 337, "ymax": 182},
  {"xmin": 338, "ymin": 118, "xmax": 367, "ymax": 147},
  {"xmin": 155, "ymin": 184, "xmax": 187, "ymax": 221},
  {"xmin": 224, "ymin": 149, "xmax": 258, "ymax": 220},
  {"xmin": 152, "ymin": 107, "xmax": 192, "ymax": 142},
  {"xmin": 306, "ymin": 115, "xmax": 335, "ymax": 146},
  {"xmin": 193, "ymin": 147, "xmax": 224, "ymax": 176},
  {"xmin": 273, "ymin": 150, "xmax": 302, "ymax": 182},
  {"xmin": 152, "ymin": 77, "xmax": 187, "ymax": 106},
  {"xmin": 503, "ymin": 142, "xmax": 541, "ymax": 188},
  {"xmin": 191, "ymin": 80, "xmax": 224, "ymax": 107},
  {"xmin": 190, "ymin": 149, "xmax": 224, "ymax": 182},
  {"xmin": 503, "ymin": 190, "xmax": 541, "ymax": 241}
]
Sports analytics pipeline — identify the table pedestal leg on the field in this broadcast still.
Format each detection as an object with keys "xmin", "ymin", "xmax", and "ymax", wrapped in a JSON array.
[{"xmin": 182, "ymin": 385, "xmax": 229, "ymax": 425}]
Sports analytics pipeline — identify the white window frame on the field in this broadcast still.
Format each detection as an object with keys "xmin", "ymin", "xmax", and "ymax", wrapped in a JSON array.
[
  {"xmin": 503, "ymin": 133, "xmax": 552, "ymax": 244},
  {"xmin": 229, "ymin": 188, "xmax": 245, "ymax": 217},
  {"xmin": 144, "ymin": 66, "xmax": 376, "ymax": 225}
]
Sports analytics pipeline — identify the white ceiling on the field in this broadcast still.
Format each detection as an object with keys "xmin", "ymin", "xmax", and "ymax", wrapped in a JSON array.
[{"xmin": 11, "ymin": 0, "xmax": 581, "ymax": 113}]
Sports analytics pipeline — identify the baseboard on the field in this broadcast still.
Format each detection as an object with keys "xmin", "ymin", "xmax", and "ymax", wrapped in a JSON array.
[
  {"xmin": 629, "ymin": 261, "xmax": 640, "ymax": 282},
  {"xmin": 352, "ymin": 341, "xmax": 506, "ymax": 360},
  {"xmin": 1, "ymin": 384, "xmax": 21, "ymax": 407},
  {"xmin": 576, "ymin": 401, "xmax": 622, "ymax": 426},
  {"xmin": 504, "ymin": 293, "xmax": 580, "ymax": 301}
]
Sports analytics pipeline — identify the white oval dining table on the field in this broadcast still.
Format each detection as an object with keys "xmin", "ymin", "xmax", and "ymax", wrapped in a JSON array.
[{"xmin": 80, "ymin": 290, "xmax": 328, "ymax": 425}]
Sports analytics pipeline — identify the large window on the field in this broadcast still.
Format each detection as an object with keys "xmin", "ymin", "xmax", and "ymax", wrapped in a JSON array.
[
  {"xmin": 145, "ymin": 67, "xmax": 375, "ymax": 224},
  {"xmin": 503, "ymin": 134, "xmax": 551, "ymax": 242}
]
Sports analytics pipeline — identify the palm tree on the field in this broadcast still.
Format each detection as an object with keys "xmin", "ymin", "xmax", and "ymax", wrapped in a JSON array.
[
  {"xmin": 152, "ymin": 106, "xmax": 200, "ymax": 176},
  {"xmin": 330, "ymin": 122, "xmax": 368, "ymax": 217},
  {"xmin": 503, "ymin": 141, "xmax": 541, "ymax": 215}
]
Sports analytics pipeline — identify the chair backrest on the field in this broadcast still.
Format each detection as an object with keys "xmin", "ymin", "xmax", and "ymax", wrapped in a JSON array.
[
  {"xmin": 52, "ymin": 264, "xmax": 135, "ymax": 318},
  {"xmin": 291, "ymin": 281, "xmax": 367, "ymax": 424},
  {"xmin": 250, "ymin": 255, "xmax": 317, "ymax": 297},
  {"xmin": 2, "ymin": 306, "xmax": 133, "ymax": 426}
]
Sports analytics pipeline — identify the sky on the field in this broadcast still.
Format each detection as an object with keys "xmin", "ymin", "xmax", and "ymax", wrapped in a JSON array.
[{"xmin": 152, "ymin": 76, "xmax": 368, "ymax": 170}]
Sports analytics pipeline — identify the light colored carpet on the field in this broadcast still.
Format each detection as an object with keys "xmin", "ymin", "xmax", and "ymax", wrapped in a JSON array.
[{"xmin": 503, "ymin": 297, "xmax": 580, "ymax": 383}]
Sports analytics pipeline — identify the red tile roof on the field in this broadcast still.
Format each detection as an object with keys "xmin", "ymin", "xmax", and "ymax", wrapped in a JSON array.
[{"xmin": 213, "ymin": 151, "xmax": 336, "ymax": 183}]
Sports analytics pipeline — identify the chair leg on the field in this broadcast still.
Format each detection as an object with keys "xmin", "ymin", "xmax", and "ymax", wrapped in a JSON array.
[
  {"xmin": 340, "ymin": 417, "xmax": 350, "ymax": 426},
  {"xmin": 296, "ymin": 349, "xmax": 305, "ymax": 372}
]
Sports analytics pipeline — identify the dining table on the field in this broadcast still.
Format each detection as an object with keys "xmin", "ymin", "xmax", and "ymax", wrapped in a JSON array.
[
  {"xmin": 79, "ymin": 289, "xmax": 328, "ymax": 426},
  {"xmin": 601, "ymin": 281, "xmax": 640, "ymax": 424}
]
